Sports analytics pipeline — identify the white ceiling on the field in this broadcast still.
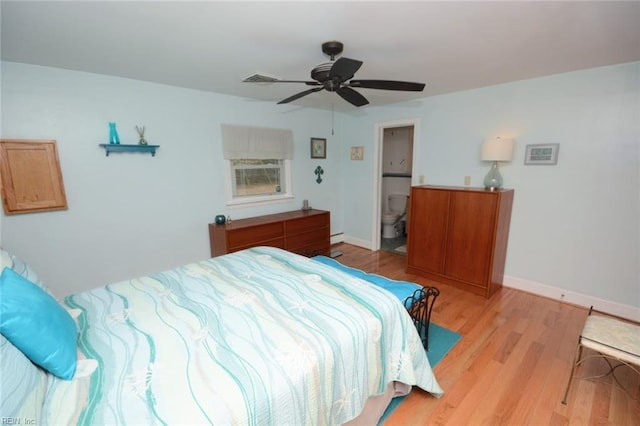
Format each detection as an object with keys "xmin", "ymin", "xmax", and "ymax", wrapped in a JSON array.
[{"xmin": 2, "ymin": 1, "xmax": 639, "ymax": 111}]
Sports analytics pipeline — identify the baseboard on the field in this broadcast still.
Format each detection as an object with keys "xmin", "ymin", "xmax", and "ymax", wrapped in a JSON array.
[
  {"xmin": 330, "ymin": 233, "xmax": 345, "ymax": 245},
  {"xmin": 334, "ymin": 238, "xmax": 639, "ymax": 322},
  {"xmin": 342, "ymin": 235, "xmax": 374, "ymax": 250},
  {"xmin": 504, "ymin": 275, "xmax": 640, "ymax": 323}
]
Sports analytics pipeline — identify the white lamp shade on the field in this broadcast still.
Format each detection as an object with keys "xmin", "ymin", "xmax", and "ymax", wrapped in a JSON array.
[{"xmin": 481, "ymin": 138, "xmax": 514, "ymax": 162}]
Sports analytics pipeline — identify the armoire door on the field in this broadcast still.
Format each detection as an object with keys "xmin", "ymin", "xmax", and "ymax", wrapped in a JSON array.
[
  {"xmin": 444, "ymin": 191, "xmax": 497, "ymax": 285},
  {"xmin": 407, "ymin": 187, "xmax": 451, "ymax": 274}
]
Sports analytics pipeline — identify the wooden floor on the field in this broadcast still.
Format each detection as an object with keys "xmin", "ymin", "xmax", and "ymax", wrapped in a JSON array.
[{"xmin": 331, "ymin": 243, "xmax": 640, "ymax": 426}]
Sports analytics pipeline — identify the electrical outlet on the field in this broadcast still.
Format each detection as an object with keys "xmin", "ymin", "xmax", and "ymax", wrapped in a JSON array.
[
  {"xmin": 418, "ymin": 175, "xmax": 425, "ymax": 184},
  {"xmin": 464, "ymin": 176, "xmax": 471, "ymax": 186}
]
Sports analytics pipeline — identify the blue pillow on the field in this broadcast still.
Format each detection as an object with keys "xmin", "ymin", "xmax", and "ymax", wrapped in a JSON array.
[{"xmin": 0, "ymin": 267, "xmax": 77, "ymax": 379}]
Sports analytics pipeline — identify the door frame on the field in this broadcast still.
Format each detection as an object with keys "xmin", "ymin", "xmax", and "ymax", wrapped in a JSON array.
[{"xmin": 371, "ymin": 118, "xmax": 421, "ymax": 251}]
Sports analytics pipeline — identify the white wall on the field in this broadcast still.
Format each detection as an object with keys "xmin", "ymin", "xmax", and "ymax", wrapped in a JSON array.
[
  {"xmin": 2, "ymin": 61, "xmax": 638, "ymax": 317},
  {"xmin": 339, "ymin": 62, "xmax": 640, "ymax": 313},
  {"xmin": 1, "ymin": 62, "xmax": 344, "ymax": 295}
]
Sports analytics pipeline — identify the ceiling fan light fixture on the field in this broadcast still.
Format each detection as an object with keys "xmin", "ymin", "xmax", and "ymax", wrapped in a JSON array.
[{"xmin": 311, "ymin": 62, "xmax": 333, "ymax": 82}]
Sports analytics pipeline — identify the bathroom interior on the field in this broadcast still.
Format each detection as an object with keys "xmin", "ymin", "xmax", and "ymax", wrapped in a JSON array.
[{"xmin": 380, "ymin": 125, "xmax": 413, "ymax": 255}]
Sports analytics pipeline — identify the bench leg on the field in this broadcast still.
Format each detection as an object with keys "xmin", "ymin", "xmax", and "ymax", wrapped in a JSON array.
[{"xmin": 562, "ymin": 340, "xmax": 584, "ymax": 405}]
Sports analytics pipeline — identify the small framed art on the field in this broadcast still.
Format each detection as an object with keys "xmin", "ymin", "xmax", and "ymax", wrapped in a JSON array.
[
  {"xmin": 524, "ymin": 143, "xmax": 559, "ymax": 165},
  {"xmin": 350, "ymin": 146, "xmax": 364, "ymax": 160},
  {"xmin": 311, "ymin": 137, "xmax": 326, "ymax": 159}
]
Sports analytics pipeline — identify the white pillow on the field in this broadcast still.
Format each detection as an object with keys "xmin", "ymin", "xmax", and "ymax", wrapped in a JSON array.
[
  {"xmin": 0, "ymin": 334, "xmax": 48, "ymax": 420},
  {"xmin": 0, "ymin": 248, "xmax": 53, "ymax": 295}
]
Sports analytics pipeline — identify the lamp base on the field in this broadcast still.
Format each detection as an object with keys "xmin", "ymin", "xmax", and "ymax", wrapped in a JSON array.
[{"xmin": 483, "ymin": 161, "xmax": 503, "ymax": 191}]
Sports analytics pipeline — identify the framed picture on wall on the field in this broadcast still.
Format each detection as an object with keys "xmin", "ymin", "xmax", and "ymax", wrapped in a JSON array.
[
  {"xmin": 524, "ymin": 143, "xmax": 559, "ymax": 165},
  {"xmin": 311, "ymin": 138, "xmax": 326, "ymax": 159},
  {"xmin": 350, "ymin": 146, "xmax": 364, "ymax": 160}
]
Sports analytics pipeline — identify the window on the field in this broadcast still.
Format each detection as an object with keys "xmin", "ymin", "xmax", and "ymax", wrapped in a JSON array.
[
  {"xmin": 231, "ymin": 159, "xmax": 286, "ymax": 197},
  {"xmin": 222, "ymin": 125, "xmax": 294, "ymax": 206}
]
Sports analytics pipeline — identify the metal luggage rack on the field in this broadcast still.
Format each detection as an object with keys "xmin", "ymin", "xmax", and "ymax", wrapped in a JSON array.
[{"xmin": 403, "ymin": 286, "xmax": 440, "ymax": 351}]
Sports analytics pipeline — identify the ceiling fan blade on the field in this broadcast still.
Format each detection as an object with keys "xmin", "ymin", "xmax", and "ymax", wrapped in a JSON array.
[
  {"xmin": 336, "ymin": 87, "xmax": 369, "ymax": 107},
  {"xmin": 277, "ymin": 87, "xmax": 324, "ymax": 104},
  {"xmin": 329, "ymin": 57, "xmax": 363, "ymax": 82},
  {"xmin": 242, "ymin": 75, "xmax": 321, "ymax": 85},
  {"xmin": 349, "ymin": 80, "xmax": 425, "ymax": 91},
  {"xmin": 274, "ymin": 80, "xmax": 322, "ymax": 86}
]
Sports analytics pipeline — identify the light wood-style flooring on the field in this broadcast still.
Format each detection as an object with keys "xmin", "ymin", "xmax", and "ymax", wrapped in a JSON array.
[{"xmin": 331, "ymin": 243, "xmax": 639, "ymax": 425}]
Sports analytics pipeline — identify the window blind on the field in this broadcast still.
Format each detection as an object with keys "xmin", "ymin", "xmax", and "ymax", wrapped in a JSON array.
[{"xmin": 221, "ymin": 124, "xmax": 293, "ymax": 160}]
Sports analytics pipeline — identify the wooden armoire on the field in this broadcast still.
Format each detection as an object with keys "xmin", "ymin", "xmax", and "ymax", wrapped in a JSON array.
[{"xmin": 406, "ymin": 185, "xmax": 514, "ymax": 298}]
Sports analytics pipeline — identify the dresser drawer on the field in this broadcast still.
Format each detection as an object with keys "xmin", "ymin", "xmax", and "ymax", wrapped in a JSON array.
[
  {"xmin": 227, "ymin": 222, "xmax": 284, "ymax": 249},
  {"xmin": 286, "ymin": 227, "xmax": 329, "ymax": 251},
  {"xmin": 286, "ymin": 213, "xmax": 329, "ymax": 235},
  {"xmin": 228, "ymin": 238, "xmax": 285, "ymax": 253}
]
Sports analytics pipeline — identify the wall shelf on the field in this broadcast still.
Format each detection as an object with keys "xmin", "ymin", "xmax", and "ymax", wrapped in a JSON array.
[{"xmin": 99, "ymin": 144, "xmax": 159, "ymax": 157}]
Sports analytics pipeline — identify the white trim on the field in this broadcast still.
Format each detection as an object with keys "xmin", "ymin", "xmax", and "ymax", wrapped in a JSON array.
[
  {"xmin": 226, "ymin": 194, "xmax": 294, "ymax": 209},
  {"xmin": 330, "ymin": 233, "xmax": 345, "ymax": 245},
  {"xmin": 225, "ymin": 159, "xmax": 293, "ymax": 207},
  {"xmin": 331, "ymin": 241, "xmax": 639, "ymax": 321},
  {"xmin": 343, "ymin": 234, "xmax": 374, "ymax": 250},
  {"xmin": 372, "ymin": 118, "xmax": 420, "ymax": 252},
  {"xmin": 504, "ymin": 275, "xmax": 640, "ymax": 322}
]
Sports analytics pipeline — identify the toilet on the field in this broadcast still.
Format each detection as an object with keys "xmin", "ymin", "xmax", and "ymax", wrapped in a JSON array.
[{"xmin": 382, "ymin": 194, "xmax": 407, "ymax": 239}]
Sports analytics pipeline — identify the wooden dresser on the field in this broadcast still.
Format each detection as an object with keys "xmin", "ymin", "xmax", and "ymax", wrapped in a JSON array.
[
  {"xmin": 209, "ymin": 209, "xmax": 330, "ymax": 257},
  {"xmin": 406, "ymin": 186, "xmax": 514, "ymax": 298}
]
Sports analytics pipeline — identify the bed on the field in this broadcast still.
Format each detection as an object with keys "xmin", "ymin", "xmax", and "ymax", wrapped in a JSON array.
[{"xmin": 0, "ymin": 246, "xmax": 442, "ymax": 425}]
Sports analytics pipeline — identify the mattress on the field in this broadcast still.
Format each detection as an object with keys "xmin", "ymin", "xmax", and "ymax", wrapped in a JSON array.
[{"xmin": 41, "ymin": 246, "xmax": 442, "ymax": 425}]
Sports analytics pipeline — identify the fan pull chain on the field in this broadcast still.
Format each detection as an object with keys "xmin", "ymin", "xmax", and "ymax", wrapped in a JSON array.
[{"xmin": 331, "ymin": 103, "xmax": 335, "ymax": 135}]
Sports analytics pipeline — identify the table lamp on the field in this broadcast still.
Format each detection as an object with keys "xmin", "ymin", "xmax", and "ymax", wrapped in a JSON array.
[{"xmin": 481, "ymin": 137, "xmax": 514, "ymax": 190}]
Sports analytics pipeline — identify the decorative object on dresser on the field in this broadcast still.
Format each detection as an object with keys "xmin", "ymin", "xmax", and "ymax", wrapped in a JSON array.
[
  {"xmin": 406, "ymin": 185, "xmax": 514, "ymax": 298},
  {"xmin": 481, "ymin": 137, "xmax": 514, "ymax": 190},
  {"xmin": 0, "ymin": 139, "xmax": 68, "ymax": 215},
  {"xmin": 209, "ymin": 209, "xmax": 330, "ymax": 257}
]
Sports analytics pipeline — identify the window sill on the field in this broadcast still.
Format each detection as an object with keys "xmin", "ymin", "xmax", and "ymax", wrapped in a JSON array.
[{"xmin": 226, "ymin": 194, "xmax": 294, "ymax": 209}]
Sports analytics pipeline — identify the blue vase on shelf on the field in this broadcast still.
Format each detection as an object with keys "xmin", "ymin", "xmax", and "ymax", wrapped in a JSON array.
[{"xmin": 108, "ymin": 122, "xmax": 120, "ymax": 145}]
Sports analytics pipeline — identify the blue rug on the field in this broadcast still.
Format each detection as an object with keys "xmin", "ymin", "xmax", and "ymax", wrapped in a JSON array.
[{"xmin": 378, "ymin": 322, "xmax": 461, "ymax": 424}]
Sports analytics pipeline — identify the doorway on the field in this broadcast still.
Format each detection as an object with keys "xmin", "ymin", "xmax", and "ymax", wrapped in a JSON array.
[{"xmin": 372, "ymin": 119, "xmax": 419, "ymax": 253}]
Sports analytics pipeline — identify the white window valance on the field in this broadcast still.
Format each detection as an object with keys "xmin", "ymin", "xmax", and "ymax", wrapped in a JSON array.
[{"xmin": 221, "ymin": 124, "xmax": 294, "ymax": 160}]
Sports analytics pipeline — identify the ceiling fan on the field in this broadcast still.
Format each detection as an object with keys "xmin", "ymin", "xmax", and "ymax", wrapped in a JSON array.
[{"xmin": 243, "ymin": 41, "xmax": 425, "ymax": 107}]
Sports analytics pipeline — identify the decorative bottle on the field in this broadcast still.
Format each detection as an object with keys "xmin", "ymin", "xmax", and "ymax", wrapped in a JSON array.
[{"xmin": 109, "ymin": 122, "xmax": 121, "ymax": 145}]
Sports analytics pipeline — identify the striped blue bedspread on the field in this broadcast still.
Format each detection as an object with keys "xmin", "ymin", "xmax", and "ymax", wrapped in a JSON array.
[
  {"xmin": 43, "ymin": 247, "xmax": 442, "ymax": 425},
  {"xmin": 311, "ymin": 255, "xmax": 422, "ymax": 306}
]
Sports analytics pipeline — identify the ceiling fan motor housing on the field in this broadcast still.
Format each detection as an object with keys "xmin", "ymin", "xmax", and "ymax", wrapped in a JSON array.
[
  {"xmin": 322, "ymin": 41, "xmax": 344, "ymax": 59},
  {"xmin": 313, "ymin": 41, "xmax": 350, "ymax": 90},
  {"xmin": 311, "ymin": 62, "xmax": 333, "ymax": 83}
]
